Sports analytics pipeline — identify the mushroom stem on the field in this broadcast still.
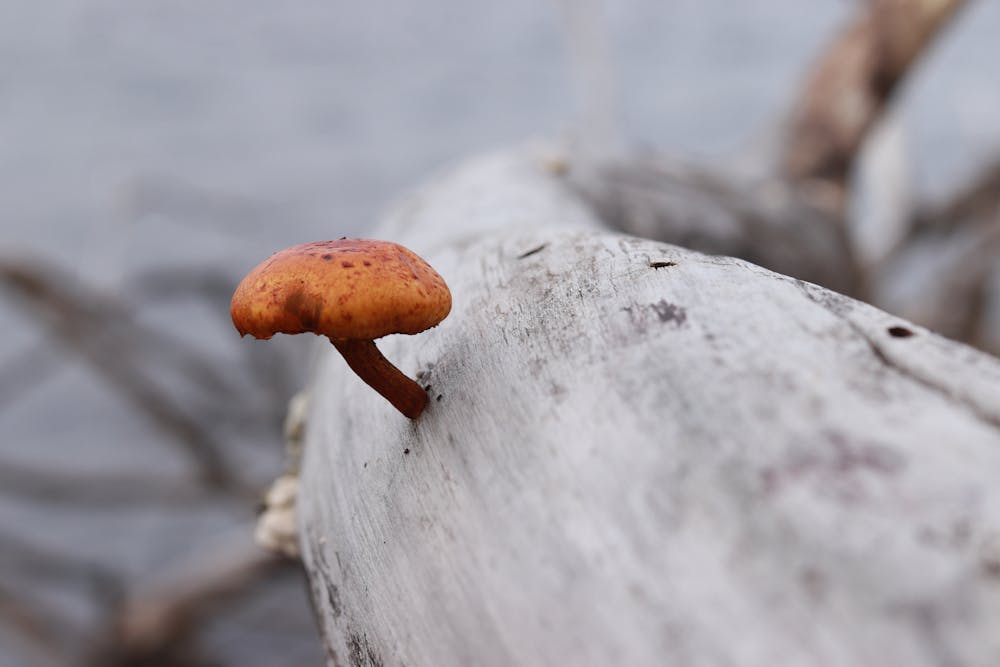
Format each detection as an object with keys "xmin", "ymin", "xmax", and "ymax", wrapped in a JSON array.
[{"xmin": 330, "ymin": 338, "xmax": 428, "ymax": 419}]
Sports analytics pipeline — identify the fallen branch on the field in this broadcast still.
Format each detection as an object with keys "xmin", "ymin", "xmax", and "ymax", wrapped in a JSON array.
[
  {"xmin": 0, "ymin": 461, "xmax": 231, "ymax": 508},
  {"xmin": 0, "ymin": 258, "xmax": 248, "ymax": 491},
  {"xmin": 86, "ymin": 530, "xmax": 292, "ymax": 667},
  {"xmin": 297, "ymin": 146, "xmax": 1000, "ymax": 666},
  {"xmin": 782, "ymin": 0, "xmax": 967, "ymax": 208}
]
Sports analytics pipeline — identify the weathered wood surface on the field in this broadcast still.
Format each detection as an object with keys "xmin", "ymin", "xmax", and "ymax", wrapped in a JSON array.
[{"xmin": 298, "ymin": 147, "xmax": 1000, "ymax": 667}]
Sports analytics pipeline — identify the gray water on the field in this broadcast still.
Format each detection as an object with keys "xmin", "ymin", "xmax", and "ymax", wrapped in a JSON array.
[{"xmin": 1, "ymin": 1, "xmax": 997, "ymax": 665}]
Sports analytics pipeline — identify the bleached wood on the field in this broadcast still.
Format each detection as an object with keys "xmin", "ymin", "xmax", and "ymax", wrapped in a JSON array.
[{"xmin": 298, "ymin": 147, "xmax": 1000, "ymax": 667}]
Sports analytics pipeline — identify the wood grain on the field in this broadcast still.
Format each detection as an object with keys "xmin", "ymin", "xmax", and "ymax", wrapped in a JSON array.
[{"xmin": 298, "ymin": 148, "xmax": 1000, "ymax": 667}]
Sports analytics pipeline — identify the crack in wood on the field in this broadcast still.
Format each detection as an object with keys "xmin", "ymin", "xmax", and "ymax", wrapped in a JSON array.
[
  {"xmin": 516, "ymin": 243, "xmax": 548, "ymax": 259},
  {"xmin": 795, "ymin": 281, "xmax": 1000, "ymax": 431}
]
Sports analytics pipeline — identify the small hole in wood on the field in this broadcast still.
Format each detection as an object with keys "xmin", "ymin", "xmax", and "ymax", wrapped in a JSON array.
[
  {"xmin": 436, "ymin": 394, "xmax": 443, "ymax": 402},
  {"xmin": 649, "ymin": 260, "xmax": 677, "ymax": 269},
  {"xmin": 403, "ymin": 448, "xmax": 410, "ymax": 455},
  {"xmin": 887, "ymin": 325, "xmax": 915, "ymax": 338}
]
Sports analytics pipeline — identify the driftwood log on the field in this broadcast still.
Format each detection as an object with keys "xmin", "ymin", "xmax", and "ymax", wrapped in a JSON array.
[{"xmin": 297, "ymin": 146, "xmax": 1000, "ymax": 667}]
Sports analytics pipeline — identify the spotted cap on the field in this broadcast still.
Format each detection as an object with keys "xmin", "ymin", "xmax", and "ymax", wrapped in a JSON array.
[{"xmin": 231, "ymin": 239, "xmax": 451, "ymax": 341}]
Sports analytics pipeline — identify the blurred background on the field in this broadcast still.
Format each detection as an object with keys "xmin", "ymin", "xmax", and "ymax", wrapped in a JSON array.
[{"xmin": 1, "ymin": 1, "xmax": 997, "ymax": 665}]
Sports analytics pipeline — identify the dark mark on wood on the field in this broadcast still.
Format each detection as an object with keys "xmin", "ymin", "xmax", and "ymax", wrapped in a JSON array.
[
  {"xmin": 346, "ymin": 632, "xmax": 384, "ymax": 667},
  {"xmin": 517, "ymin": 243, "xmax": 548, "ymax": 260},
  {"xmin": 403, "ymin": 448, "xmax": 410, "ymax": 455},
  {"xmin": 305, "ymin": 541, "xmax": 334, "ymax": 648},
  {"xmin": 799, "ymin": 567, "xmax": 828, "ymax": 603},
  {"xmin": 649, "ymin": 260, "xmax": 677, "ymax": 269},
  {"xmin": 327, "ymin": 584, "xmax": 342, "ymax": 618},
  {"xmin": 623, "ymin": 299, "xmax": 688, "ymax": 334},
  {"xmin": 650, "ymin": 300, "xmax": 687, "ymax": 325},
  {"xmin": 888, "ymin": 325, "xmax": 915, "ymax": 338},
  {"xmin": 982, "ymin": 538, "xmax": 1000, "ymax": 578},
  {"xmin": 759, "ymin": 430, "xmax": 905, "ymax": 499},
  {"xmin": 436, "ymin": 394, "xmax": 443, "ymax": 402}
]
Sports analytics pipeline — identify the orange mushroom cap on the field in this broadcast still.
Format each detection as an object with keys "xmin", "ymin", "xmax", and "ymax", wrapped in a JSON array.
[{"xmin": 231, "ymin": 239, "xmax": 451, "ymax": 341}]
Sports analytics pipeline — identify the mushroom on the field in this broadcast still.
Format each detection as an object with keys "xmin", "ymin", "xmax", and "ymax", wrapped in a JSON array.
[{"xmin": 231, "ymin": 239, "xmax": 451, "ymax": 418}]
